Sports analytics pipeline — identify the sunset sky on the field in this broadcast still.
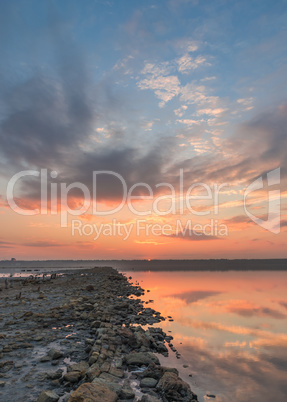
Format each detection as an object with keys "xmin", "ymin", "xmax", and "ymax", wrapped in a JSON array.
[{"xmin": 0, "ymin": 0, "xmax": 286, "ymax": 259}]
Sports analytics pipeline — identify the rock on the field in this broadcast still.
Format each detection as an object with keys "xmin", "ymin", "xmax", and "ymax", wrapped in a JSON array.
[
  {"xmin": 91, "ymin": 320, "xmax": 101, "ymax": 328},
  {"xmin": 157, "ymin": 371, "xmax": 197, "ymax": 401},
  {"xmin": 86, "ymin": 285, "xmax": 94, "ymax": 291},
  {"xmin": 89, "ymin": 352, "xmax": 100, "ymax": 365},
  {"xmin": 69, "ymin": 382, "xmax": 117, "ymax": 402},
  {"xmin": 124, "ymin": 352, "xmax": 160, "ymax": 366},
  {"xmin": 140, "ymin": 377, "xmax": 158, "ymax": 388},
  {"xmin": 140, "ymin": 395, "xmax": 161, "ymax": 402},
  {"xmin": 48, "ymin": 348, "xmax": 63, "ymax": 360},
  {"xmin": 162, "ymin": 366, "xmax": 179, "ymax": 375},
  {"xmin": 155, "ymin": 342, "xmax": 168, "ymax": 354},
  {"xmin": 92, "ymin": 378, "xmax": 122, "ymax": 396},
  {"xmin": 46, "ymin": 369, "xmax": 63, "ymax": 380},
  {"xmin": 135, "ymin": 331, "xmax": 150, "ymax": 348},
  {"xmin": 99, "ymin": 372, "xmax": 121, "ymax": 383},
  {"xmin": 100, "ymin": 361, "xmax": 110, "ymax": 372},
  {"xmin": 109, "ymin": 367, "xmax": 124, "ymax": 378},
  {"xmin": 141, "ymin": 363, "xmax": 163, "ymax": 380},
  {"xmin": 85, "ymin": 363, "xmax": 101, "ymax": 381},
  {"xmin": 40, "ymin": 355, "xmax": 52, "ymax": 362},
  {"xmin": 0, "ymin": 381, "xmax": 6, "ymax": 387},
  {"xmin": 120, "ymin": 380, "xmax": 135, "ymax": 399},
  {"xmin": 37, "ymin": 390, "xmax": 59, "ymax": 402},
  {"xmin": 67, "ymin": 361, "xmax": 89, "ymax": 376},
  {"xmin": 63, "ymin": 371, "xmax": 81, "ymax": 383},
  {"xmin": 117, "ymin": 327, "xmax": 137, "ymax": 348}
]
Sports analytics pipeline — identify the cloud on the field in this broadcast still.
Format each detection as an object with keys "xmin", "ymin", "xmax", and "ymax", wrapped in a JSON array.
[
  {"xmin": 197, "ymin": 108, "xmax": 228, "ymax": 116},
  {"xmin": 164, "ymin": 232, "xmax": 220, "ymax": 241},
  {"xmin": 177, "ymin": 119, "xmax": 202, "ymax": 126},
  {"xmin": 22, "ymin": 241, "xmax": 64, "ymax": 248},
  {"xmin": 137, "ymin": 74, "xmax": 181, "ymax": 107},
  {"xmin": 176, "ymin": 54, "xmax": 206, "ymax": 74},
  {"xmin": 1, "ymin": 3, "xmax": 286, "ymax": 220},
  {"xmin": 237, "ymin": 97, "xmax": 254, "ymax": 110},
  {"xmin": 223, "ymin": 215, "xmax": 254, "ymax": 226},
  {"xmin": 141, "ymin": 62, "xmax": 173, "ymax": 76},
  {"xmin": 226, "ymin": 304, "xmax": 286, "ymax": 319},
  {"xmin": 174, "ymin": 105, "xmax": 188, "ymax": 117},
  {"xmin": 171, "ymin": 290, "xmax": 222, "ymax": 304},
  {"xmin": 200, "ymin": 76, "xmax": 216, "ymax": 82},
  {"xmin": 0, "ymin": 240, "xmax": 14, "ymax": 249},
  {"xmin": 0, "ymin": 16, "xmax": 95, "ymax": 172}
]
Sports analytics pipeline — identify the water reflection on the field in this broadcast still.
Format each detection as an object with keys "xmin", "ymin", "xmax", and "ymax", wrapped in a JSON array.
[
  {"xmin": 171, "ymin": 290, "xmax": 222, "ymax": 304},
  {"xmin": 126, "ymin": 270, "xmax": 287, "ymax": 402}
]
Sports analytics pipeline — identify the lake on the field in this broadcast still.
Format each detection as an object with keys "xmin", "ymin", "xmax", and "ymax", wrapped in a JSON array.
[{"xmin": 122, "ymin": 270, "xmax": 287, "ymax": 402}]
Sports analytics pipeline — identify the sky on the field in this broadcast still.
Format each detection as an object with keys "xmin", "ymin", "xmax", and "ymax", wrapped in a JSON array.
[{"xmin": 0, "ymin": 0, "xmax": 286, "ymax": 260}]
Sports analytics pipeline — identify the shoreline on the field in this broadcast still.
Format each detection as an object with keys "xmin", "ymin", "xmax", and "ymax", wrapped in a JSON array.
[
  {"xmin": 0, "ymin": 267, "xmax": 197, "ymax": 401},
  {"xmin": 1, "ymin": 259, "xmax": 287, "ymax": 272}
]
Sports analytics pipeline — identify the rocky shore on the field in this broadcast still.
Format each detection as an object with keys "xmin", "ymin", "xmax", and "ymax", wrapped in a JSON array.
[{"xmin": 0, "ymin": 267, "xmax": 197, "ymax": 402}]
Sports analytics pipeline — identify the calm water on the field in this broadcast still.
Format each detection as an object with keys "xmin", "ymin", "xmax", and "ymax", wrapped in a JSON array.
[
  {"xmin": 124, "ymin": 270, "xmax": 287, "ymax": 402},
  {"xmin": 1, "ymin": 261, "xmax": 287, "ymax": 401}
]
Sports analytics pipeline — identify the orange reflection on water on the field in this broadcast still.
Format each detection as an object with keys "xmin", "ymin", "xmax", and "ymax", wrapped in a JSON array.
[{"xmin": 127, "ymin": 270, "xmax": 287, "ymax": 402}]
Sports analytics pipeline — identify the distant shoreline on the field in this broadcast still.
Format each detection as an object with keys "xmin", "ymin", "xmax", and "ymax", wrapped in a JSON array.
[{"xmin": 0, "ymin": 259, "xmax": 287, "ymax": 271}]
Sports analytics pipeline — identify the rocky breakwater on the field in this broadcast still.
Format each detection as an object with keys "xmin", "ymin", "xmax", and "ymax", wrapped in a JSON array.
[{"xmin": 0, "ymin": 267, "xmax": 197, "ymax": 402}]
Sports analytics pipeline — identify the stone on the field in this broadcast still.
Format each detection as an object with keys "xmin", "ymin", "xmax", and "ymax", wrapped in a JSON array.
[
  {"xmin": 36, "ymin": 390, "xmax": 59, "ymax": 402},
  {"xmin": 157, "ymin": 371, "xmax": 197, "ymax": 401},
  {"xmin": 92, "ymin": 378, "xmax": 122, "ymax": 396},
  {"xmin": 140, "ymin": 395, "xmax": 161, "ymax": 402},
  {"xmin": 109, "ymin": 367, "xmax": 124, "ymax": 378},
  {"xmin": 91, "ymin": 320, "xmax": 101, "ymax": 328},
  {"xmin": 120, "ymin": 380, "xmax": 135, "ymax": 400},
  {"xmin": 69, "ymin": 382, "xmax": 117, "ymax": 402},
  {"xmin": 67, "ymin": 361, "xmax": 89, "ymax": 376},
  {"xmin": 85, "ymin": 363, "xmax": 101, "ymax": 381},
  {"xmin": 140, "ymin": 377, "xmax": 158, "ymax": 388},
  {"xmin": 63, "ymin": 371, "xmax": 81, "ymax": 383},
  {"xmin": 124, "ymin": 352, "xmax": 160, "ymax": 366},
  {"xmin": 100, "ymin": 361, "xmax": 110, "ymax": 372},
  {"xmin": 156, "ymin": 342, "xmax": 168, "ymax": 354},
  {"xmin": 40, "ymin": 355, "xmax": 52, "ymax": 362},
  {"xmin": 162, "ymin": 366, "xmax": 179, "ymax": 375},
  {"xmin": 135, "ymin": 331, "xmax": 150, "ymax": 348},
  {"xmin": 99, "ymin": 372, "xmax": 121, "ymax": 383},
  {"xmin": 48, "ymin": 348, "xmax": 63, "ymax": 360},
  {"xmin": 117, "ymin": 327, "xmax": 137, "ymax": 348},
  {"xmin": 46, "ymin": 369, "xmax": 63, "ymax": 380}
]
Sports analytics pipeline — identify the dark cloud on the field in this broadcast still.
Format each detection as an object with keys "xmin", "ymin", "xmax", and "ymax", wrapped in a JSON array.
[
  {"xmin": 227, "ymin": 305, "xmax": 286, "ymax": 319},
  {"xmin": 23, "ymin": 241, "xmax": 63, "ymax": 248},
  {"xmin": 170, "ymin": 290, "xmax": 222, "ymax": 304},
  {"xmin": 0, "ymin": 24, "xmax": 94, "ymax": 171},
  {"xmin": 0, "ymin": 240, "xmax": 15, "ymax": 248},
  {"xmin": 223, "ymin": 215, "xmax": 253, "ymax": 224},
  {"xmin": 0, "ymin": 240, "xmax": 14, "ymax": 249},
  {"xmin": 165, "ymin": 232, "xmax": 220, "ymax": 241}
]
